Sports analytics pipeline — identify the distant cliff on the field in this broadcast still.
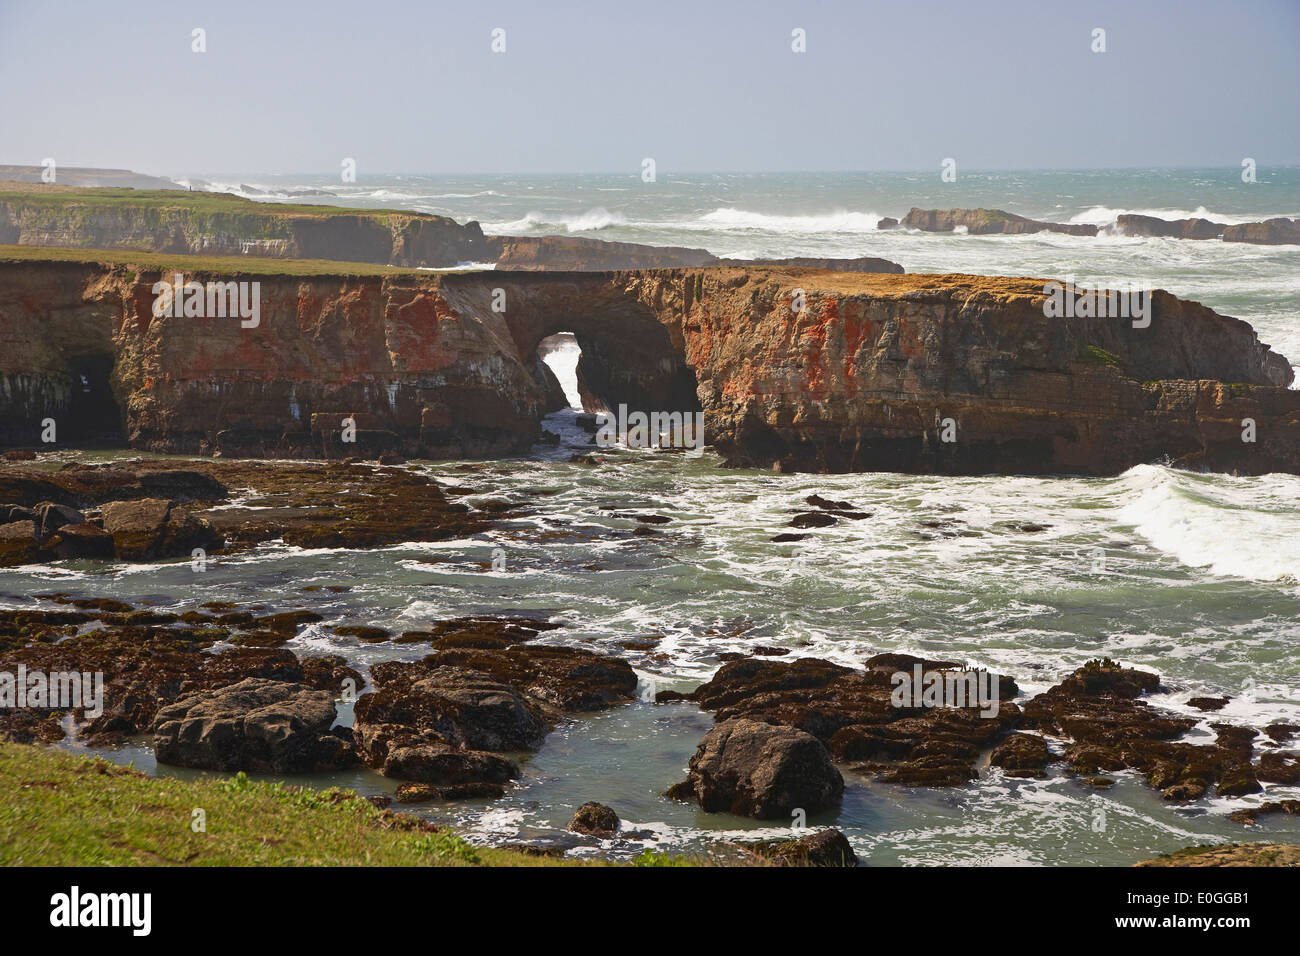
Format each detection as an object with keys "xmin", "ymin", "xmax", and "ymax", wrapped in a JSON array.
[
  {"xmin": 0, "ymin": 251, "xmax": 1295, "ymax": 476},
  {"xmin": 0, "ymin": 183, "xmax": 906, "ymax": 273}
]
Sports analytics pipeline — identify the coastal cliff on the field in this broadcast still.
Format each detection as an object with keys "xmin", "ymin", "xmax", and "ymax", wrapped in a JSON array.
[{"xmin": 0, "ymin": 250, "xmax": 1295, "ymax": 475}]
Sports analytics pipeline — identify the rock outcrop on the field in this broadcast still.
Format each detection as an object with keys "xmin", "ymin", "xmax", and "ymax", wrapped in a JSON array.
[
  {"xmin": 1222, "ymin": 217, "xmax": 1300, "ymax": 245},
  {"xmin": 152, "ymin": 677, "xmax": 355, "ymax": 773},
  {"xmin": 673, "ymin": 717, "xmax": 844, "ymax": 819},
  {"xmin": 1, "ymin": 255, "xmax": 1296, "ymax": 475},
  {"xmin": 900, "ymin": 208, "xmax": 1099, "ymax": 237},
  {"xmin": 1115, "ymin": 214, "xmax": 1225, "ymax": 239}
]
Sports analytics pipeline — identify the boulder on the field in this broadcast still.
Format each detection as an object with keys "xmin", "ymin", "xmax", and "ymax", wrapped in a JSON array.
[
  {"xmin": 152, "ymin": 677, "xmax": 354, "ymax": 772},
  {"xmin": 44, "ymin": 522, "xmax": 115, "ymax": 560},
  {"xmin": 567, "ymin": 801, "xmax": 620, "ymax": 836},
  {"xmin": 681, "ymin": 718, "xmax": 844, "ymax": 819},
  {"xmin": 0, "ymin": 520, "xmax": 38, "ymax": 565},
  {"xmin": 356, "ymin": 667, "xmax": 549, "ymax": 752},
  {"xmin": 990, "ymin": 733, "xmax": 1050, "ymax": 777},
  {"xmin": 32, "ymin": 501, "xmax": 84, "ymax": 540},
  {"xmin": 100, "ymin": 497, "xmax": 220, "ymax": 560}
]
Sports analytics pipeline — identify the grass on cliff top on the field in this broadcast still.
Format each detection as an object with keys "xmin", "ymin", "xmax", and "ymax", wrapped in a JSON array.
[
  {"xmin": 0, "ymin": 741, "xmax": 606, "ymax": 867},
  {"xmin": 0, "ymin": 181, "xmax": 437, "ymax": 222},
  {"xmin": 0, "ymin": 243, "xmax": 483, "ymax": 277}
]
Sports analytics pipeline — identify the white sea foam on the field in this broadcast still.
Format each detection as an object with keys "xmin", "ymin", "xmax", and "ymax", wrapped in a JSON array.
[
  {"xmin": 692, "ymin": 207, "xmax": 885, "ymax": 234},
  {"xmin": 488, "ymin": 207, "xmax": 628, "ymax": 232},
  {"xmin": 1114, "ymin": 465, "xmax": 1300, "ymax": 584}
]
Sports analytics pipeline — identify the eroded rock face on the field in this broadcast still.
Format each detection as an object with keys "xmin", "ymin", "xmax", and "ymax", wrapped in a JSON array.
[
  {"xmin": 152, "ymin": 677, "xmax": 353, "ymax": 773},
  {"xmin": 2, "ymin": 260, "xmax": 1296, "ymax": 475},
  {"xmin": 679, "ymin": 718, "xmax": 844, "ymax": 819}
]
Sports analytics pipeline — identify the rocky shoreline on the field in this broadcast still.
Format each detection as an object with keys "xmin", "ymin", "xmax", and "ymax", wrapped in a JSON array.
[{"xmin": 0, "ymin": 459, "xmax": 1295, "ymax": 862}]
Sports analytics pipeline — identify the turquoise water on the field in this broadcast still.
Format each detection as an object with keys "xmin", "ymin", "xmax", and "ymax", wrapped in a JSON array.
[{"xmin": 11, "ymin": 168, "xmax": 1300, "ymax": 864}]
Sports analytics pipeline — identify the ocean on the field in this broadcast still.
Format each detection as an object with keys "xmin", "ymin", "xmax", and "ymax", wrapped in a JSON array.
[{"xmin": 16, "ymin": 168, "xmax": 1300, "ymax": 864}]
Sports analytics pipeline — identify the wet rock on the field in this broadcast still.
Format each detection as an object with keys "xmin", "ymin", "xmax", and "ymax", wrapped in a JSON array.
[
  {"xmin": 1257, "ymin": 751, "xmax": 1300, "ymax": 785},
  {"xmin": 1188, "ymin": 696, "xmax": 1230, "ymax": 712},
  {"xmin": 0, "ymin": 520, "xmax": 38, "ymax": 565},
  {"xmin": 1227, "ymin": 800, "xmax": 1300, "ymax": 826},
  {"xmin": 790, "ymin": 511, "xmax": 837, "ymax": 529},
  {"xmin": 335, "ymin": 625, "xmax": 391, "ymax": 643},
  {"xmin": 1222, "ymin": 217, "xmax": 1300, "ymax": 245},
  {"xmin": 358, "ymin": 667, "xmax": 549, "ymax": 752},
  {"xmin": 752, "ymin": 828, "xmax": 859, "ymax": 867},
  {"xmin": 568, "ymin": 801, "xmax": 620, "ymax": 836},
  {"xmin": 152, "ymin": 677, "xmax": 355, "ymax": 773},
  {"xmin": 806, "ymin": 494, "xmax": 855, "ymax": 511},
  {"xmin": 990, "ymin": 733, "xmax": 1049, "ymax": 778},
  {"xmin": 395, "ymin": 780, "xmax": 504, "ymax": 802},
  {"xmin": 877, "ymin": 217, "xmax": 899, "ymax": 230},
  {"xmin": 770, "ymin": 533, "xmax": 808, "ymax": 543},
  {"xmin": 100, "ymin": 497, "xmax": 221, "ymax": 561},
  {"xmin": 32, "ymin": 502, "xmax": 84, "ymax": 539},
  {"xmin": 680, "ymin": 718, "xmax": 844, "ymax": 819},
  {"xmin": 353, "ymin": 727, "xmax": 520, "ymax": 787},
  {"xmin": 43, "ymin": 523, "xmax": 115, "ymax": 560}
]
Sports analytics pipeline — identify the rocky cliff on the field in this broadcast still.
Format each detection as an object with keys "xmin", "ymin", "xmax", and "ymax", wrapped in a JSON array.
[
  {"xmin": 0, "ymin": 183, "xmax": 906, "ymax": 273},
  {"xmin": 1, "ymin": 252, "xmax": 1295, "ymax": 475}
]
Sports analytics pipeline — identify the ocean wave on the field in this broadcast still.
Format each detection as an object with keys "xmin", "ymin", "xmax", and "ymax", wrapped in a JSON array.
[
  {"xmin": 1068, "ymin": 205, "xmax": 1297, "ymax": 227},
  {"xmin": 487, "ymin": 207, "xmax": 628, "ymax": 233},
  {"xmin": 691, "ymin": 207, "xmax": 885, "ymax": 234},
  {"xmin": 1114, "ymin": 465, "xmax": 1300, "ymax": 584}
]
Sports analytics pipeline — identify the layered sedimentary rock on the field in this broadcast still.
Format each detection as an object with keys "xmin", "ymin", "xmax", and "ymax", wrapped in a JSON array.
[
  {"xmin": 1, "ymin": 254, "xmax": 1296, "ymax": 475},
  {"xmin": 900, "ymin": 208, "xmax": 1098, "ymax": 237},
  {"xmin": 1115, "ymin": 214, "xmax": 1225, "ymax": 239}
]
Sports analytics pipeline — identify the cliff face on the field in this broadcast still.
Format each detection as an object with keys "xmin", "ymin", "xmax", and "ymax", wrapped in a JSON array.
[
  {"xmin": 0, "ymin": 192, "xmax": 489, "ymax": 268},
  {"xmin": 0, "ymin": 185, "xmax": 908, "ymax": 273},
  {"xmin": 1, "ymin": 258, "xmax": 1296, "ymax": 475}
]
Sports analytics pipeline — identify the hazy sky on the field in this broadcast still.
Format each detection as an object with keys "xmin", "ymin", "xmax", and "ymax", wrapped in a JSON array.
[{"xmin": 2, "ymin": 0, "xmax": 1297, "ymax": 175}]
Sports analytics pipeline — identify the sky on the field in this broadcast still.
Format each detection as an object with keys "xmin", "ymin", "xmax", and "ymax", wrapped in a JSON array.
[{"xmin": 1, "ymin": 0, "xmax": 1297, "ymax": 175}]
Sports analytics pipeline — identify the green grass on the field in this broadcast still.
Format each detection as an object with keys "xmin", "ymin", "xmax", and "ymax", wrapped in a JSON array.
[
  {"xmin": 1077, "ymin": 344, "xmax": 1124, "ymax": 369},
  {"xmin": 0, "ymin": 182, "xmax": 437, "ymax": 223},
  {"xmin": 0, "ymin": 742, "xmax": 603, "ymax": 866},
  {"xmin": 0, "ymin": 243, "xmax": 473, "ymax": 277}
]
